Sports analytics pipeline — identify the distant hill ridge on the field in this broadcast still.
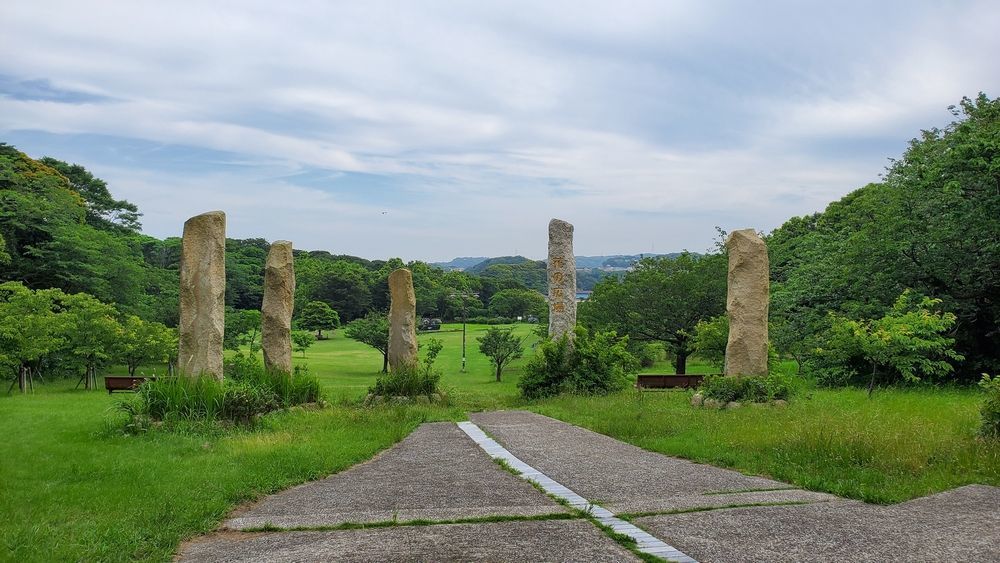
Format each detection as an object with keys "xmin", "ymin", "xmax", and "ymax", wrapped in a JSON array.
[{"xmin": 432, "ymin": 253, "xmax": 686, "ymax": 271}]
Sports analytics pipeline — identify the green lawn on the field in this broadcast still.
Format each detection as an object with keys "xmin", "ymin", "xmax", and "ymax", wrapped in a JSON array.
[{"xmin": 2, "ymin": 322, "xmax": 996, "ymax": 561}]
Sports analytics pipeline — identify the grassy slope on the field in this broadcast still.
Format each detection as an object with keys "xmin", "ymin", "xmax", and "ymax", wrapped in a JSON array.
[{"xmin": 1, "ymin": 322, "xmax": 997, "ymax": 561}]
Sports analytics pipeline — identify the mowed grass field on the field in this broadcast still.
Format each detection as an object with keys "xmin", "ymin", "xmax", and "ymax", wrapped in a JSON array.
[{"xmin": 2, "ymin": 322, "xmax": 997, "ymax": 561}]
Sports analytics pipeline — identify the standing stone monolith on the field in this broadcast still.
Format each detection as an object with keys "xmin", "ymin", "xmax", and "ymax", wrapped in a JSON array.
[
  {"xmin": 547, "ymin": 218, "xmax": 577, "ymax": 341},
  {"xmin": 388, "ymin": 268, "xmax": 418, "ymax": 371},
  {"xmin": 261, "ymin": 240, "xmax": 295, "ymax": 375},
  {"xmin": 178, "ymin": 211, "xmax": 226, "ymax": 379},
  {"xmin": 724, "ymin": 228, "xmax": 770, "ymax": 376}
]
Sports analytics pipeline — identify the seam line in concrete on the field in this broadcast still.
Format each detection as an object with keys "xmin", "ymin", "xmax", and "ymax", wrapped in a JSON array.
[{"xmin": 456, "ymin": 421, "xmax": 697, "ymax": 563}]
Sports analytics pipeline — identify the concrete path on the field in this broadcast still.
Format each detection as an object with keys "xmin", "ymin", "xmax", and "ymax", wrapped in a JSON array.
[{"xmin": 178, "ymin": 411, "xmax": 1000, "ymax": 562}]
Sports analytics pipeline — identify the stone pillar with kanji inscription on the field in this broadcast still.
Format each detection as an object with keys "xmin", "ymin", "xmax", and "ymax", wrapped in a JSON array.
[{"xmin": 547, "ymin": 218, "xmax": 576, "ymax": 341}]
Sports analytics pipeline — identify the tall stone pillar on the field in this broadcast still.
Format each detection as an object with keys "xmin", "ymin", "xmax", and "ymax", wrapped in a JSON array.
[
  {"xmin": 178, "ymin": 211, "xmax": 226, "ymax": 379},
  {"xmin": 262, "ymin": 240, "xmax": 295, "ymax": 375},
  {"xmin": 724, "ymin": 229, "xmax": 770, "ymax": 376},
  {"xmin": 388, "ymin": 268, "xmax": 418, "ymax": 371},
  {"xmin": 547, "ymin": 218, "xmax": 577, "ymax": 341}
]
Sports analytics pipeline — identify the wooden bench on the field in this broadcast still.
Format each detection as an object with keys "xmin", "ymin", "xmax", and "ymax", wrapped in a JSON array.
[
  {"xmin": 636, "ymin": 374, "xmax": 710, "ymax": 389},
  {"xmin": 104, "ymin": 375, "xmax": 156, "ymax": 394}
]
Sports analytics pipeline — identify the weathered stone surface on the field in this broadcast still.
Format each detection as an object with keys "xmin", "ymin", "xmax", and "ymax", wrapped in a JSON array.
[
  {"xmin": 261, "ymin": 240, "xmax": 295, "ymax": 374},
  {"xmin": 547, "ymin": 218, "xmax": 577, "ymax": 340},
  {"xmin": 388, "ymin": 268, "xmax": 418, "ymax": 371},
  {"xmin": 725, "ymin": 229, "xmax": 770, "ymax": 376},
  {"xmin": 178, "ymin": 211, "xmax": 226, "ymax": 379}
]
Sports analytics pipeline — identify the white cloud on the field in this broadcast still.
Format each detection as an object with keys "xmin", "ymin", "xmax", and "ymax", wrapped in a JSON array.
[{"xmin": 2, "ymin": 0, "xmax": 998, "ymax": 259}]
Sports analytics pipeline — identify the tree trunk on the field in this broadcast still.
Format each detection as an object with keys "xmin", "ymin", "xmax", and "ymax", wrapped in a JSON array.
[
  {"xmin": 316, "ymin": 329, "xmax": 322, "ymax": 339},
  {"xmin": 867, "ymin": 363, "xmax": 877, "ymax": 398},
  {"xmin": 675, "ymin": 351, "xmax": 688, "ymax": 375},
  {"xmin": 128, "ymin": 362, "xmax": 137, "ymax": 377},
  {"xmin": 496, "ymin": 365, "xmax": 502, "ymax": 382},
  {"xmin": 382, "ymin": 353, "xmax": 389, "ymax": 373},
  {"xmin": 18, "ymin": 365, "xmax": 27, "ymax": 393}
]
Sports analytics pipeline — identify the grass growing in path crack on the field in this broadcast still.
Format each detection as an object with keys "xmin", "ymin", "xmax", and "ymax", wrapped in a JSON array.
[
  {"xmin": 701, "ymin": 486, "xmax": 799, "ymax": 496},
  {"xmin": 242, "ymin": 511, "xmax": 579, "ymax": 533},
  {"xmin": 618, "ymin": 500, "xmax": 822, "ymax": 520}
]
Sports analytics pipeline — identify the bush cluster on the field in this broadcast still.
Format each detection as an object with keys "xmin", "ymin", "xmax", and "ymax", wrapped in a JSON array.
[
  {"xmin": 518, "ymin": 327, "xmax": 638, "ymax": 399},
  {"xmin": 698, "ymin": 373, "xmax": 793, "ymax": 404},
  {"xmin": 369, "ymin": 339, "xmax": 442, "ymax": 397},
  {"xmin": 979, "ymin": 374, "xmax": 1000, "ymax": 439},
  {"xmin": 120, "ymin": 353, "xmax": 321, "ymax": 427}
]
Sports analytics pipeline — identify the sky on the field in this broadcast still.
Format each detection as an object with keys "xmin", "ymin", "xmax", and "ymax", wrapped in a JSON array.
[{"xmin": 2, "ymin": 1, "xmax": 998, "ymax": 262}]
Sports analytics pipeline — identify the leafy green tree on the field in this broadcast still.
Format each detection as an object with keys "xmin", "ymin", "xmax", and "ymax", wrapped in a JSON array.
[
  {"xmin": 816, "ymin": 291, "xmax": 963, "ymax": 395},
  {"xmin": 39, "ymin": 157, "xmax": 141, "ymax": 232},
  {"xmin": 581, "ymin": 253, "xmax": 726, "ymax": 374},
  {"xmin": 224, "ymin": 308, "xmax": 262, "ymax": 352},
  {"xmin": 0, "ymin": 282, "xmax": 68, "ymax": 392},
  {"xmin": 488, "ymin": 289, "xmax": 546, "ymax": 318},
  {"xmin": 693, "ymin": 314, "xmax": 729, "ymax": 369},
  {"xmin": 291, "ymin": 330, "xmax": 314, "ymax": 358},
  {"xmin": 477, "ymin": 327, "xmax": 524, "ymax": 381},
  {"xmin": 298, "ymin": 301, "xmax": 340, "ymax": 339},
  {"xmin": 300, "ymin": 259, "xmax": 373, "ymax": 321},
  {"xmin": 769, "ymin": 94, "xmax": 1000, "ymax": 379},
  {"xmin": 345, "ymin": 312, "xmax": 390, "ymax": 372},
  {"xmin": 116, "ymin": 316, "xmax": 175, "ymax": 376},
  {"xmin": 60, "ymin": 292, "xmax": 121, "ymax": 389}
]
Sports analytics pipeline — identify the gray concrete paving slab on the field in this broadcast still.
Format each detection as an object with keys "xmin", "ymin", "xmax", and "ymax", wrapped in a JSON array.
[
  {"xmin": 178, "ymin": 520, "xmax": 639, "ymax": 562},
  {"xmin": 635, "ymin": 484, "xmax": 1000, "ymax": 562},
  {"xmin": 225, "ymin": 422, "xmax": 567, "ymax": 529},
  {"xmin": 469, "ymin": 410, "xmax": 838, "ymax": 513}
]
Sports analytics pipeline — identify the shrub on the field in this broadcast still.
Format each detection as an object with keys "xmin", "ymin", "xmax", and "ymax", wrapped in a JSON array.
[
  {"xmin": 369, "ymin": 338, "xmax": 443, "ymax": 397},
  {"xmin": 699, "ymin": 373, "xmax": 793, "ymax": 404},
  {"xmin": 518, "ymin": 334, "xmax": 574, "ymax": 399},
  {"xmin": 979, "ymin": 374, "xmax": 1000, "ymax": 439},
  {"xmin": 805, "ymin": 290, "xmax": 963, "ymax": 393},
  {"xmin": 519, "ymin": 327, "xmax": 638, "ymax": 399}
]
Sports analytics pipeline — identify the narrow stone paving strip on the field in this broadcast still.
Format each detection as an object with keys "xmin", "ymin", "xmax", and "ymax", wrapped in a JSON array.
[{"xmin": 457, "ymin": 421, "xmax": 696, "ymax": 562}]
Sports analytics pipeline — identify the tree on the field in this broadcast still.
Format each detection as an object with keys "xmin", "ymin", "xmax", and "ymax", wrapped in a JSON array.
[
  {"xmin": 345, "ymin": 312, "xmax": 390, "ymax": 372},
  {"xmin": 816, "ymin": 290, "xmax": 963, "ymax": 395},
  {"xmin": 291, "ymin": 330, "xmax": 314, "ymax": 358},
  {"xmin": 60, "ymin": 292, "xmax": 121, "ymax": 390},
  {"xmin": 769, "ymin": 94, "xmax": 1000, "ymax": 379},
  {"xmin": 693, "ymin": 314, "xmax": 728, "ymax": 369},
  {"xmin": 488, "ymin": 289, "xmax": 546, "ymax": 318},
  {"xmin": 224, "ymin": 308, "xmax": 261, "ymax": 352},
  {"xmin": 0, "ymin": 282, "xmax": 68, "ymax": 392},
  {"xmin": 116, "ymin": 316, "xmax": 175, "ymax": 376},
  {"xmin": 299, "ymin": 301, "xmax": 340, "ymax": 339},
  {"xmin": 477, "ymin": 327, "xmax": 525, "ymax": 381},
  {"xmin": 581, "ymin": 253, "xmax": 726, "ymax": 374},
  {"xmin": 39, "ymin": 157, "xmax": 141, "ymax": 232}
]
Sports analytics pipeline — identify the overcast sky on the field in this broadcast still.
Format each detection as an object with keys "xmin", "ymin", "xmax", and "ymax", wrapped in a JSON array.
[{"xmin": 2, "ymin": 1, "xmax": 998, "ymax": 261}]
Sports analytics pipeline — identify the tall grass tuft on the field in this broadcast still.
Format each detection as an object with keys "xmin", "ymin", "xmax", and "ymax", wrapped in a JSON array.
[{"xmin": 119, "ymin": 352, "xmax": 322, "ymax": 428}]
